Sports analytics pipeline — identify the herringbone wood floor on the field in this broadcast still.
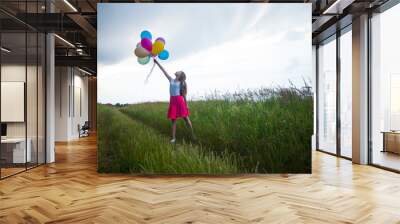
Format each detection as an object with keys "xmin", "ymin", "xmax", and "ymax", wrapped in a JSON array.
[{"xmin": 1, "ymin": 135, "xmax": 400, "ymax": 224}]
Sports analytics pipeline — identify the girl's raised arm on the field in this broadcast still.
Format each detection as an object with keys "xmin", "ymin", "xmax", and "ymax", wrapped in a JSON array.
[{"xmin": 153, "ymin": 59, "xmax": 172, "ymax": 81}]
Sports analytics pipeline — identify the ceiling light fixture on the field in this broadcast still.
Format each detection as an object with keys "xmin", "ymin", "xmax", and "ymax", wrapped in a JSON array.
[
  {"xmin": 54, "ymin": 34, "xmax": 75, "ymax": 48},
  {"xmin": 323, "ymin": 0, "xmax": 342, "ymax": 14},
  {"xmin": 63, "ymin": 0, "xmax": 78, "ymax": 12},
  {"xmin": 322, "ymin": 0, "xmax": 354, "ymax": 15},
  {"xmin": 78, "ymin": 67, "xmax": 92, "ymax": 76},
  {"xmin": 1, "ymin": 47, "xmax": 11, "ymax": 53},
  {"xmin": 76, "ymin": 48, "xmax": 84, "ymax": 55}
]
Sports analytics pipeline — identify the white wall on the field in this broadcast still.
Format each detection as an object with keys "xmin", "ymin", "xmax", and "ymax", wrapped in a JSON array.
[
  {"xmin": 71, "ymin": 72, "xmax": 89, "ymax": 138},
  {"xmin": 1, "ymin": 65, "xmax": 26, "ymax": 139},
  {"xmin": 1, "ymin": 65, "xmax": 40, "ymax": 137},
  {"xmin": 55, "ymin": 67, "xmax": 89, "ymax": 141},
  {"xmin": 55, "ymin": 66, "xmax": 69, "ymax": 141}
]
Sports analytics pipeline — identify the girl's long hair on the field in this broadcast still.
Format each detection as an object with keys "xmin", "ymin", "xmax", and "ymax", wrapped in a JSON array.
[{"xmin": 178, "ymin": 71, "xmax": 187, "ymax": 97}]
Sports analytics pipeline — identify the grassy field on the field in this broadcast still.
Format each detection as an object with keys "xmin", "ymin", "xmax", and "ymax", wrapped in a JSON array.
[{"xmin": 98, "ymin": 87, "xmax": 313, "ymax": 174}]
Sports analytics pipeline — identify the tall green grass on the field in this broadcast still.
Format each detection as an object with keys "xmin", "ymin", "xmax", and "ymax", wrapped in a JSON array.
[
  {"xmin": 97, "ymin": 104, "xmax": 239, "ymax": 174},
  {"xmin": 120, "ymin": 88, "xmax": 313, "ymax": 173}
]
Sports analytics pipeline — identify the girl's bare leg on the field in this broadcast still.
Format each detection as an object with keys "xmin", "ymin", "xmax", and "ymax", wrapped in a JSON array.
[
  {"xmin": 183, "ymin": 117, "xmax": 195, "ymax": 139},
  {"xmin": 171, "ymin": 119, "xmax": 177, "ymax": 142}
]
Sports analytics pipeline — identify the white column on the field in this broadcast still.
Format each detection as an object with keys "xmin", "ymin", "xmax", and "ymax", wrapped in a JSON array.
[
  {"xmin": 46, "ymin": 33, "xmax": 55, "ymax": 163},
  {"xmin": 46, "ymin": 0, "xmax": 55, "ymax": 163},
  {"xmin": 352, "ymin": 14, "xmax": 369, "ymax": 164}
]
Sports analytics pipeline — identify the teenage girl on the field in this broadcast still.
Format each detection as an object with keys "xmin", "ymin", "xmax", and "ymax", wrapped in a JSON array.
[{"xmin": 153, "ymin": 59, "xmax": 194, "ymax": 143}]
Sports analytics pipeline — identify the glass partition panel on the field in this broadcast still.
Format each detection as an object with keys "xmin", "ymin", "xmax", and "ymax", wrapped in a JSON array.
[
  {"xmin": 317, "ymin": 36, "xmax": 337, "ymax": 154},
  {"xmin": 0, "ymin": 1, "xmax": 46, "ymax": 179},
  {"xmin": 371, "ymin": 4, "xmax": 400, "ymax": 171},
  {"xmin": 1, "ymin": 31, "xmax": 27, "ymax": 177},
  {"xmin": 27, "ymin": 30, "xmax": 38, "ymax": 169},
  {"xmin": 38, "ymin": 32, "xmax": 45, "ymax": 165},
  {"xmin": 339, "ymin": 28, "xmax": 352, "ymax": 158}
]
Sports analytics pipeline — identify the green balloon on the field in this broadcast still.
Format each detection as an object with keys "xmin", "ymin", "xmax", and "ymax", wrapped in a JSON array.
[{"xmin": 138, "ymin": 56, "xmax": 150, "ymax": 65}]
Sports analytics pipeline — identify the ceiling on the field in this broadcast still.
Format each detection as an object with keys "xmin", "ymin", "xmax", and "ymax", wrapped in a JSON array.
[
  {"xmin": 0, "ymin": 0, "xmax": 98, "ymax": 74},
  {"xmin": 311, "ymin": 0, "xmax": 391, "ymax": 44},
  {"xmin": 0, "ymin": 0, "xmax": 395, "ymax": 74}
]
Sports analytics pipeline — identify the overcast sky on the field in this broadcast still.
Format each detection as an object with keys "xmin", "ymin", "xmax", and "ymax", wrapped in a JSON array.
[{"xmin": 98, "ymin": 3, "xmax": 311, "ymax": 104}]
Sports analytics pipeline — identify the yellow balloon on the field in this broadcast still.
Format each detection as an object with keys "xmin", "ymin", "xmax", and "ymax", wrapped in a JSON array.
[{"xmin": 151, "ymin": 40, "xmax": 164, "ymax": 55}]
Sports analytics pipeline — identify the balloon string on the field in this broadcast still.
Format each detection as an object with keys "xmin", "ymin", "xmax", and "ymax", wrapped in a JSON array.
[{"xmin": 144, "ymin": 61, "xmax": 156, "ymax": 84}]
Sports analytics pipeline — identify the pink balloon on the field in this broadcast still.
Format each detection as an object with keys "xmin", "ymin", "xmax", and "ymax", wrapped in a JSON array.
[{"xmin": 141, "ymin": 38, "xmax": 152, "ymax": 52}]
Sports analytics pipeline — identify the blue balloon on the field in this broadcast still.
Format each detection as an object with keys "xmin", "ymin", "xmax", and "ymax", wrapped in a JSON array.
[
  {"xmin": 158, "ymin": 50, "xmax": 169, "ymax": 60},
  {"xmin": 140, "ymin": 30, "xmax": 152, "ymax": 40}
]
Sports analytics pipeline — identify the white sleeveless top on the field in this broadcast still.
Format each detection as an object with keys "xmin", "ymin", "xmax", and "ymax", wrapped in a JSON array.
[{"xmin": 170, "ymin": 79, "xmax": 181, "ymax": 96}]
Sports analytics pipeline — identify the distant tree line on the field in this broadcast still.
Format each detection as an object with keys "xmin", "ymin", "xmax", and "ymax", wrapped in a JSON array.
[{"xmin": 113, "ymin": 103, "xmax": 129, "ymax": 108}]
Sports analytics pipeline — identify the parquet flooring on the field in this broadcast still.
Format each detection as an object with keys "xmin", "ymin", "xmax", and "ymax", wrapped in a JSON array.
[
  {"xmin": 1, "ymin": 134, "xmax": 400, "ymax": 223},
  {"xmin": 1, "ymin": 167, "xmax": 26, "ymax": 178}
]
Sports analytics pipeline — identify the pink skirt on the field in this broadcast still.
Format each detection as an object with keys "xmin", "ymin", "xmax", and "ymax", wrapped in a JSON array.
[{"xmin": 167, "ymin": 95, "xmax": 189, "ymax": 120}]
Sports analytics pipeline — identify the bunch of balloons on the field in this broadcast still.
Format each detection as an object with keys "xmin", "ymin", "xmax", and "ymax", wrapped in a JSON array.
[{"xmin": 134, "ymin": 30, "xmax": 170, "ymax": 65}]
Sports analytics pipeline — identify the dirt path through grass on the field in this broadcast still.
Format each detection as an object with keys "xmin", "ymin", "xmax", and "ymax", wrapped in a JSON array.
[{"xmin": 98, "ymin": 104, "xmax": 240, "ymax": 174}]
